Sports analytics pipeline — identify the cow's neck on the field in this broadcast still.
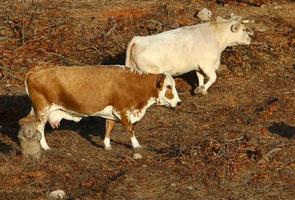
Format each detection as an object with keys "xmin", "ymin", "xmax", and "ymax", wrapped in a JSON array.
[
  {"xmin": 126, "ymin": 73, "xmax": 160, "ymax": 110},
  {"xmin": 214, "ymin": 23, "xmax": 234, "ymax": 52}
]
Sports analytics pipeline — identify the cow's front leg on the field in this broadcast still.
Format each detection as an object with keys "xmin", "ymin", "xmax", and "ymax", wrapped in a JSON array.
[
  {"xmin": 121, "ymin": 114, "xmax": 141, "ymax": 149},
  {"xmin": 195, "ymin": 66, "xmax": 216, "ymax": 95},
  {"xmin": 104, "ymin": 119, "xmax": 116, "ymax": 150}
]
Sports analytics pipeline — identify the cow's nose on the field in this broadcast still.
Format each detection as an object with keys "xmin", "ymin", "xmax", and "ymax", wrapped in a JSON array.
[{"xmin": 177, "ymin": 101, "xmax": 182, "ymax": 106}]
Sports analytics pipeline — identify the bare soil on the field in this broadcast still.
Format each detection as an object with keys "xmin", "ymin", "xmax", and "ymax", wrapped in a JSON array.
[{"xmin": 0, "ymin": 0, "xmax": 294, "ymax": 199}]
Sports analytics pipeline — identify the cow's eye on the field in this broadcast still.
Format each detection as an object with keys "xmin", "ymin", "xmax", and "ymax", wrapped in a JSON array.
[
  {"xmin": 243, "ymin": 28, "xmax": 246, "ymax": 31},
  {"xmin": 167, "ymin": 85, "xmax": 172, "ymax": 89}
]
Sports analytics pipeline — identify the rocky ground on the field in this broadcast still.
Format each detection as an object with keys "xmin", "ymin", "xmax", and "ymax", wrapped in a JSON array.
[{"xmin": 0, "ymin": 0, "xmax": 294, "ymax": 199}]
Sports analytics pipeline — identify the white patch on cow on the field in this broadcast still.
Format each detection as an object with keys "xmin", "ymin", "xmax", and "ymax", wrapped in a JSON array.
[
  {"xmin": 92, "ymin": 106, "xmax": 121, "ymax": 121},
  {"xmin": 48, "ymin": 104, "xmax": 121, "ymax": 126},
  {"xmin": 131, "ymin": 136, "xmax": 141, "ymax": 149},
  {"xmin": 157, "ymin": 74, "xmax": 181, "ymax": 108},
  {"xmin": 47, "ymin": 105, "xmax": 82, "ymax": 129},
  {"xmin": 37, "ymin": 106, "xmax": 51, "ymax": 150},
  {"xmin": 49, "ymin": 110, "xmax": 82, "ymax": 129},
  {"xmin": 35, "ymin": 104, "xmax": 124, "ymax": 150},
  {"xmin": 126, "ymin": 97, "xmax": 156, "ymax": 124},
  {"xmin": 38, "ymin": 123, "xmax": 50, "ymax": 150},
  {"xmin": 104, "ymin": 137, "xmax": 111, "ymax": 150}
]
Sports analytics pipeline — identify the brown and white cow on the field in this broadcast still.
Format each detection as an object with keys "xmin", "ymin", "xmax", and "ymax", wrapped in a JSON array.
[{"xmin": 24, "ymin": 65, "xmax": 181, "ymax": 150}]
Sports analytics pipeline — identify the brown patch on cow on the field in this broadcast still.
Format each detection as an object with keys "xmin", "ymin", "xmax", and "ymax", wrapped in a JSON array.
[
  {"xmin": 165, "ymin": 86, "xmax": 174, "ymax": 100},
  {"xmin": 156, "ymin": 74, "xmax": 166, "ymax": 89},
  {"xmin": 26, "ymin": 65, "xmax": 163, "ymax": 118}
]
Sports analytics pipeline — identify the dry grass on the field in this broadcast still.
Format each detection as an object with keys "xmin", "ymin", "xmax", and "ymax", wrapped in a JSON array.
[{"xmin": 0, "ymin": 0, "xmax": 295, "ymax": 199}]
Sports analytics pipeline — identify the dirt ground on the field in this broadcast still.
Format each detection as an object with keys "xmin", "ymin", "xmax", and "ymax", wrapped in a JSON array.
[{"xmin": 0, "ymin": 0, "xmax": 295, "ymax": 199}]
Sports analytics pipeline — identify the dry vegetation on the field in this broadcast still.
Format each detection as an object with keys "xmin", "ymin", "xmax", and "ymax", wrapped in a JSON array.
[{"xmin": 0, "ymin": 0, "xmax": 295, "ymax": 199}]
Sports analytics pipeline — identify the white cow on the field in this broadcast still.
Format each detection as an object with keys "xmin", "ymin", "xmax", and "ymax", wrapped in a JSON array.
[{"xmin": 125, "ymin": 19, "xmax": 251, "ymax": 95}]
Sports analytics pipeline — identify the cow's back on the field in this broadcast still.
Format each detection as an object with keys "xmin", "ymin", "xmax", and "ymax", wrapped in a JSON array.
[{"xmin": 130, "ymin": 23, "xmax": 220, "ymax": 74}]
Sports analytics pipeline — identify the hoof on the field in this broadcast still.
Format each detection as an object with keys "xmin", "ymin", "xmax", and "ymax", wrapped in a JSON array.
[
  {"xmin": 43, "ymin": 147, "xmax": 51, "ymax": 151},
  {"xmin": 133, "ymin": 145, "xmax": 142, "ymax": 150},
  {"xmin": 104, "ymin": 146, "xmax": 112, "ymax": 151},
  {"xmin": 41, "ymin": 145, "xmax": 51, "ymax": 151},
  {"xmin": 194, "ymin": 86, "xmax": 207, "ymax": 95}
]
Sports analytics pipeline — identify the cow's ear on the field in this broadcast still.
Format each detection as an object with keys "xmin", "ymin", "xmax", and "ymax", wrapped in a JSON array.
[
  {"xmin": 231, "ymin": 23, "xmax": 240, "ymax": 32},
  {"xmin": 156, "ymin": 74, "xmax": 166, "ymax": 89}
]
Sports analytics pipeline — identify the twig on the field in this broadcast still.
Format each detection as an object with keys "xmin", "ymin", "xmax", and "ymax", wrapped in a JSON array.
[
  {"xmin": 104, "ymin": 18, "xmax": 117, "ymax": 38},
  {"xmin": 39, "ymin": 48, "xmax": 82, "ymax": 65},
  {"xmin": 224, "ymin": 135, "xmax": 245, "ymax": 143},
  {"xmin": 258, "ymin": 147, "xmax": 282, "ymax": 164},
  {"xmin": 78, "ymin": 37, "xmax": 101, "ymax": 56}
]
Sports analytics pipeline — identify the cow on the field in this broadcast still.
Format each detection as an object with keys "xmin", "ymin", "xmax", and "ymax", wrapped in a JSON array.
[
  {"xmin": 24, "ymin": 65, "xmax": 181, "ymax": 151},
  {"xmin": 125, "ymin": 18, "xmax": 251, "ymax": 95}
]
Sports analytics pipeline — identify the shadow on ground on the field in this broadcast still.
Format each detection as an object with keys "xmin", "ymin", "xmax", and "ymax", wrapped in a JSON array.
[
  {"xmin": 0, "ymin": 95, "xmax": 107, "ymax": 150},
  {"xmin": 58, "ymin": 117, "xmax": 106, "ymax": 149},
  {"xmin": 268, "ymin": 122, "xmax": 295, "ymax": 139}
]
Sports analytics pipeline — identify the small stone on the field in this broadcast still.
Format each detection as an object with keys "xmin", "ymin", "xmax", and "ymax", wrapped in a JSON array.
[
  {"xmin": 48, "ymin": 190, "xmax": 67, "ymax": 200},
  {"xmin": 192, "ymin": 152, "xmax": 198, "ymax": 157},
  {"xmin": 171, "ymin": 183, "xmax": 176, "ymax": 187},
  {"xmin": 197, "ymin": 8, "xmax": 212, "ymax": 22},
  {"xmin": 188, "ymin": 186, "xmax": 193, "ymax": 190},
  {"xmin": 142, "ymin": 164, "xmax": 148, "ymax": 168},
  {"xmin": 133, "ymin": 153, "xmax": 143, "ymax": 160}
]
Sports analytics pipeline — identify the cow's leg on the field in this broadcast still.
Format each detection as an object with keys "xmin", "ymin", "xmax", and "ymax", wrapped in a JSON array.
[
  {"xmin": 120, "ymin": 115, "xmax": 141, "ymax": 149},
  {"xmin": 195, "ymin": 71, "xmax": 204, "ymax": 94},
  {"xmin": 31, "ymin": 93, "xmax": 51, "ymax": 150},
  {"xmin": 195, "ymin": 65, "xmax": 216, "ymax": 95},
  {"xmin": 104, "ymin": 119, "xmax": 116, "ymax": 150},
  {"xmin": 36, "ymin": 109, "xmax": 50, "ymax": 150}
]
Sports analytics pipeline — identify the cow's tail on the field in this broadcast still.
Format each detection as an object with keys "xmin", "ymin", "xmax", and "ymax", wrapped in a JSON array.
[
  {"xmin": 24, "ymin": 65, "xmax": 47, "ymax": 96},
  {"xmin": 125, "ymin": 38, "xmax": 139, "ymax": 70},
  {"xmin": 24, "ymin": 70, "xmax": 34, "ymax": 96}
]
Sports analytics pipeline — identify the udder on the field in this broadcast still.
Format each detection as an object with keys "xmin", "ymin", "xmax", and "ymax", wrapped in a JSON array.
[{"xmin": 48, "ymin": 110, "xmax": 82, "ymax": 129}]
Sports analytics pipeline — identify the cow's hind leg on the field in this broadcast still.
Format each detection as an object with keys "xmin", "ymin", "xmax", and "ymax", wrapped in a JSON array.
[
  {"xmin": 195, "ymin": 70, "xmax": 204, "ymax": 94},
  {"xmin": 31, "ymin": 93, "xmax": 51, "ymax": 150},
  {"xmin": 104, "ymin": 119, "xmax": 116, "ymax": 150},
  {"xmin": 36, "ymin": 109, "xmax": 50, "ymax": 150},
  {"xmin": 195, "ymin": 65, "xmax": 216, "ymax": 95}
]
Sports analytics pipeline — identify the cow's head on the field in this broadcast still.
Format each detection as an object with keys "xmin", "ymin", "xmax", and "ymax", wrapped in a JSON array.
[
  {"xmin": 229, "ymin": 21, "xmax": 251, "ymax": 46},
  {"xmin": 217, "ymin": 15, "xmax": 252, "ymax": 46},
  {"xmin": 156, "ymin": 73, "xmax": 181, "ymax": 108}
]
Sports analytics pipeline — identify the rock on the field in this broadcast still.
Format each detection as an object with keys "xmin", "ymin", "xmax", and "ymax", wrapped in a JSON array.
[
  {"xmin": 133, "ymin": 153, "xmax": 143, "ymax": 160},
  {"xmin": 48, "ymin": 190, "xmax": 67, "ymax": 200},
  {"xmin": 18, "ymin": 115, "xmax": 42, "ymax": 160},
  {"xmin": 197, "ymin": 8, "xmax": 212, "ymax": 22}
]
